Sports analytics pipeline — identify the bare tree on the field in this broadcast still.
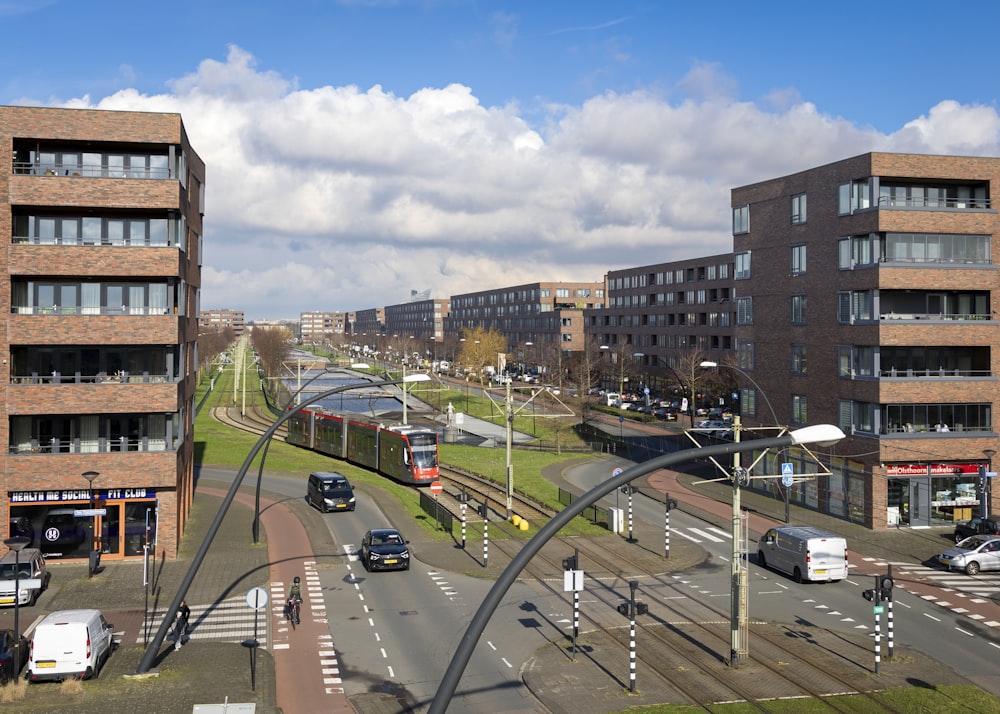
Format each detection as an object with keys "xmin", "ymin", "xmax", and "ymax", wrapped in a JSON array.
[
  {"xmin": 250, "ymin": 326, "xmax": 293, "ymax": 381},
  {"xmin": 197, "ymin": 328, "xmax": 235, "ymax": 372},
  {"xmin": 600, "ymin": 342, "xmax": 640, "ymax": 401}
]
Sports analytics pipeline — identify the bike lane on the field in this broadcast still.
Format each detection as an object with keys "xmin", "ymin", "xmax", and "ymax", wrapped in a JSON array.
[{"xmin": 202, "ymin": 487, "xmax": 353, "ymax": 713}]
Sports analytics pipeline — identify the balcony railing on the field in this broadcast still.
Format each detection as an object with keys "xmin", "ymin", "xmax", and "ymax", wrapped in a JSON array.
[
  {"xmin": 11, "ymin": 306, "xmax": 175, "ymax": 316},
  {"xmin": 879, "ymin": 312, "xmax": 992, "ymax": 321},
  {"xmin": 878, "ymin": 368, "xmax": 991, "ymax": 378},
  {"xmin": 10, "ymin": 372, "xmax": 172, "ymax": 385},
  {"xmin": 12, "ymin": 162, "xmax": 171, "ymax": 179},
  {"xmin": 10, "ymin": 436, "xmax": 173, "ymax": 454},
  {"xmin": 878, "ymin": 196, "xmax": 992, "ymax": 210}
]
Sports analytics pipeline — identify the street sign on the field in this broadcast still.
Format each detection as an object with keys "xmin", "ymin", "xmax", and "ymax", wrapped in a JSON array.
[
  {"xmin": 73, "ymin": 509, "xmax": 107, "ymax": 517},
  {"xmin": 988, "ymin": 471, "xmax": 998, "ymax": 479},
  {"xmin": 873, "ymin": 605, "xmax": 884, "ymax": 615},
  {"xmin": 245, "ymin": 586, "xmax": 268, "ymax": 610},
  {"xmin": 563, "ymin": 570, "xmax": 584, "ymax": 592},
  {"xmin": 781, "ymin": 463, "xmax": 794, "ymax": 487},
  {"xmin": 429, "ymin": 481, "xmax": 443, "ymax": 495},
  {"xmin": 613, "ymin": 468, "xmax": 623, "ymax": 477}
]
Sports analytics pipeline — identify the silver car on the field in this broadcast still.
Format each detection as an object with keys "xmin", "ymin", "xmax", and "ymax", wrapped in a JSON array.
[{"xmin": 937, "ymin": 534, "xmax": 1000, "ymax": 575}]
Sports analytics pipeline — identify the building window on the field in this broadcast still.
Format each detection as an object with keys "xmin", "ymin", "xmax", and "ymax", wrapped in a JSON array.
[
  {"xmin": 838, "ymin": 179, "xmax": 871, "ymax": 215},
  {"xmin": 839, "ymin": 400, "xmax": 875, "ymax": 434},
  {"xmin": 883, "ymin": 232, "xmax": 990, "ymax": 265},
  {"xmin": 733, "ymin": 205, "xmax": 750, "ymax": 234},
  {"xmin": 838, "ymin": 234, "xmax": 880, "ymax": 269},
  {"xmin": 735, "ymin": 252, "xmax": 751, "ymax": 280},
  {"xmin": 838, "ymin": 345, "xmax": 875, "ymax": 378},
  {"xmin": 791, "ymin": 344, "xmax": 806, "ymax": 374},
  {"xmin": 737, "ymin": 342, "xmax": 755, "ymax": 370},
  {"xmin": 790, "ymin": 244, "xmax": 806, "ymax": 275},
  {"xmin": 736, "ymin": 297, "xmax": 753, "ymax": 325},
  {"xmin": 740, "ymin": 388, "xmax": 757, "ymax": 418},
  {"xmin": 837, "ymin": 290, "xmax": 874, "ymax": 323},
  {"xmin": 790, "ymin": 295, "xmax": 806, "ymax": 325},
  {"xmin": 791, "ymin": 194, "xmax": 807, "ymax": 224},
  {"xmin": 792, "ymin": 395, "xmax": 807, "ymax": 424}
]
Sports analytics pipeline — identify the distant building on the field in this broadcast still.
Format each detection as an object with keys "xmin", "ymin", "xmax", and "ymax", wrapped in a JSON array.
[
  {"xmin": 446, "ymin": 281, "xmax": 605, "ymax": 353},
  {"xmin": 300, "ymin": 311, "xmax": 346, "ymax": 343},
  {"xmin": 587, "ymin": 254, "xmax": 736, "ymax": 394},
  {"xmin": 199, "ymin": 308, "xmax": 245, "ymax": 337},
  {"xmin": 2, "ymin": 105, "xmax": 205, "ymax": 560},
  {"xmin": 384, "ymin": 298, "xmax": 449, "ymax": 342}
]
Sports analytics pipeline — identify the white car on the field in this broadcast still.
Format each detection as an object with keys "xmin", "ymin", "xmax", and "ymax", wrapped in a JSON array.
[{"xmin": 937, "ymin": 535, "xmax": 1000, "ymax": 575}]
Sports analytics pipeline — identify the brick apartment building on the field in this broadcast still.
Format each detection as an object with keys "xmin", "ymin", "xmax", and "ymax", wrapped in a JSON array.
[
  {"xmin": 587, "ymin": 254, "xmax": 736, "ymax": 398},
  {"xmin": 2, "ymin": 106, "xmax": 204, "ymax": 560},
  {"xmin": 446, "ymin": 281, "xmax": 606, "ymax": 355},
  {"xmin": 199, "ymin": 308, "xmax": 245, "ymax": 337},
  {"xmin": 731, "ymin": 152, "xmax": 999, "ymax": 529},
  {"xmin": 299, "ymin": 310, "xmax": 346, "ymax": 343}
]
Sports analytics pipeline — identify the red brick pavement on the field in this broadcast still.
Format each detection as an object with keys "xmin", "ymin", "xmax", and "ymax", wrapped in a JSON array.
[{"xmin": 202, "ymin": 487, "xmax": 353, "ymax": 713}]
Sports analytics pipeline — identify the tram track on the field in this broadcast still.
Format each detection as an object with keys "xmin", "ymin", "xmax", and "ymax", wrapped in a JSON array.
[{"xmin": 484, "ymin": 526, "xmax": 905, "ymax": 711}]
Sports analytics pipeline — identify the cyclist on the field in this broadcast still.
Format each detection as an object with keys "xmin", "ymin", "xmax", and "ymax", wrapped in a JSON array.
[{"xmin": 285, "ymin": 576, "xmax": 302, "ymax": 625}]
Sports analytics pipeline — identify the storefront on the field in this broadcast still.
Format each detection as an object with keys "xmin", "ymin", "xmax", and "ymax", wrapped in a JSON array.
[
  {"xmin": 885, "ymin": 463, "xmax": 985, "ymax": 527},
  {"xmin": 9, "ymin": 488, "xmax": 158, "ymax": 561}
]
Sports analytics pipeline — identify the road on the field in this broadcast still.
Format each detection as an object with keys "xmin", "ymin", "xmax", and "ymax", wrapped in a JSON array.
[
  {"xmin": 563, "ymin": 457, "xmax": 1000, "ymax": 696},
  {"xmin": 200, "ymin": 466, "xmax": 548, "ymax": 713}
]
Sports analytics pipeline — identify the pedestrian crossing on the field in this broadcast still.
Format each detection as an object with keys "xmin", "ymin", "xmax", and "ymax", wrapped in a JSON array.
[
  {"xmin": 857, "ymin": 557, "xmax": 1000, "ymax": 597},
  {"xmin": 672, "ymin": 525, "xmax": 732, "ymax": 543},
  {"xmin": 147, "ymin": 595, "xmax": 270, "ymax": 646}
]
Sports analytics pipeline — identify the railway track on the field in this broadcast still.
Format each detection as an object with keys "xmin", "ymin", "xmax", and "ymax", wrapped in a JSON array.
[{"xmin": 487, "ymin": 532, "xmax": 907, "ymax": 711}]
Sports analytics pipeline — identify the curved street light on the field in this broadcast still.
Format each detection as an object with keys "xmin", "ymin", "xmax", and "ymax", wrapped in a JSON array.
[
  {"xmin": 429, "ymin": 424, "xmax": 845, "ymax": 712},
  {"xmin": 137, "ymin": 371, "xmax": 431, "ymax": 674},
  {"xmin": 700, "ymin": 360, "xmax": 778, "ymax": 427}
]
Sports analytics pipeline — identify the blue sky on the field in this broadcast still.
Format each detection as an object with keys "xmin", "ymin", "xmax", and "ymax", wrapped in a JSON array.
[{"xmin": 4, "ymin": 0, "xmax": 1000, "ymax": 319}]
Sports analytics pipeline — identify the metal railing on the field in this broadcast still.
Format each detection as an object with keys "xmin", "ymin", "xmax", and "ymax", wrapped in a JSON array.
[{"xmin": 12, "ymin": 162, "xmax": 171, "ymax": 179}]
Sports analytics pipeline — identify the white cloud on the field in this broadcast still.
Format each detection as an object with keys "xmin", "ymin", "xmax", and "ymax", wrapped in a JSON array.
[{"xmin": 57, "ymin": 48, "xmax": 1000, "ymax": 319}]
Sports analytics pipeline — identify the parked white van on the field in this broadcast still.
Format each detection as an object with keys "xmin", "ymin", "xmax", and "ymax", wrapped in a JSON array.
[
  {"xmin": 756, "ymin": 526, "xmax": 848, "ymax": 583},
  {"xmin": 28, "ymin": 609, "xmax": 114, "ymax": 681}
]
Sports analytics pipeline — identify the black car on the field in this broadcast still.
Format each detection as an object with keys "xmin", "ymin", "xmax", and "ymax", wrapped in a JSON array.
[
  {"xmin": 953, "ymin": 514, "xmax": 1000, "ymax": 543},
  {"xmin": 0, "ymin": 628, "xmax": 27, "ymax": 684},
  {"xmin": 360, "ymin": 528, "xmax": 410, "ymax": 572}
]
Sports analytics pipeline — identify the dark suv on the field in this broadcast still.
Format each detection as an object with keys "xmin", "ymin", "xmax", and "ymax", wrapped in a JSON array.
[{"xmin": 953, "ymin": 514, "xmax": 1000, "ymax": 543}]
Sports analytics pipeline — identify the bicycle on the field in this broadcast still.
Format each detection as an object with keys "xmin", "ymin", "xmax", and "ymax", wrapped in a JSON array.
[{"xmin": 284, "ymin": 596, "xmax": 302, "ymax": 628}]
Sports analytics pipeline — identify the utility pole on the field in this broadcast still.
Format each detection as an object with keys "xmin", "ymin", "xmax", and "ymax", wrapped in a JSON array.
[{"xmin": 505, "ymin": 375, "xmax": 513, "ymax": 520}]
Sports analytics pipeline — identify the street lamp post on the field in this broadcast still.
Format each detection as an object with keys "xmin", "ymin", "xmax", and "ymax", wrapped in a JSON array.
[
  {"xmin": 82, "ymin": 470, "xmax": 100, "ymax": 578},
  {"xmin": 429, "ymin": 424, "xmax": 845, "ymax": 711},
  {"xmin": 137, "ymin": 372, "xmax": 431, "ymax": 674},
  {"xmin": 699, "ymin": 360, "xmax": 780, "ymax": 668},
  {"xmin": 3, "ymin": 535, "xmax": 30, "ymax": 678}
]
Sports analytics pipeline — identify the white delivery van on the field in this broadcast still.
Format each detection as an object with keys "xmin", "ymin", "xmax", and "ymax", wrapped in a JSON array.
[
  {"xmin": 756, "ymin": 526, "xmax": 848, "ymax": 583},
  {"xmin": 28, "ymin": 609, "xmax": 114, "ymax": 681}
]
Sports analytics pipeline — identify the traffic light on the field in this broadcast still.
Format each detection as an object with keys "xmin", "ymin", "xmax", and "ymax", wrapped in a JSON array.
[
  {"xmin": 635, "ymin": 601, "xmax": 648, "ymax": 616},
  {"xmin": 666, "ymin": 498, "xmax": 678, "ymax": 512},
  {"xmin": 617, "ymin": 602, "xmax": 630, "ymax": 617},
  {"xmin": 879, "ymin": 575, "xmax": 894, "ymax": 601},
  {"xmin": 562, "ymin": 554, "xmax": 577, "ymax": 571},
  {"xmin": 862, "ymin": 589, "xmax": 877, "ymax": 602}
]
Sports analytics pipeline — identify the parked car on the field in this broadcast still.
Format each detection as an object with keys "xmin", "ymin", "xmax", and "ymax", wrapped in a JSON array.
[
  {"xmin": 653, "ymin": 406, "xmax": 678, "ymax": 421},
  {"xmin": 953, "ymin": 514, "xmax": 1000, "ymax": 543},
  {"xmin": 693, "ymin": 419, "xmax": 732, "ymax": 438},
  {"xmin": 0, "ymin": 629, "xmax": 27, "ymax": 684},
  {"xmin": 937, "ymin": 534, "xmax": 1000, "ymax": 575},
  {"xmin": 360, "ymin": 528, "xmax": 410, "ymax": 572},
  {"xmin": 28, "ymin": 609, "xmax": 114, "ymax": 681},
  {"xmin": 0, "ymin": 547, "xmax": 50, "ymax": 606}
]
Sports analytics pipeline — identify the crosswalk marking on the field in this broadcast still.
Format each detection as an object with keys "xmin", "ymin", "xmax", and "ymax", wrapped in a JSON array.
[
  {"xmin": 148, "ymin": 595, "xmax": 269, "ymax": 646},
  {"xmin": 856, "ymin": 561, "xmax": 1000, "ymax": 597}
]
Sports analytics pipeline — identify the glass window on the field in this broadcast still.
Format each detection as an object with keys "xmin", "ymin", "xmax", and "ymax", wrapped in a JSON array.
[
  {"xmin": 792, "ymin": 395, "xmax": 807, "ymax": 424},
  {"xmin": 791, "ymin": 344, "xmax": 806, "ymax": 374},
  {"xmin": 735, "ymin": 252, "xmax": 751, "ymax": 280},
  {"xmin": 791, "ymin": 194, "xmax": 807, "ymax": 224},
  {"xmin": 733, "ymin": 205, "xmax": 750, "ymax": 234},
  {"xmin": 736, "ymin": 297, "xmax": 752, "ymax": 325},
  {"xmin": 790, "ymin": 244, "xmax": 806, "ymax": 275},
  {"xmin": 791, "ymin": 295, "xmax": 806, "ymax": 324}
]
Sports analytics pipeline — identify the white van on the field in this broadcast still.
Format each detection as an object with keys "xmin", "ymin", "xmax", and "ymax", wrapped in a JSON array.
[
  {"xmin": 28, "ymin": 609, "xmax": 114, "ymax": 681},
  {"xmin": 756, "ymin": 526, "xmax": 848, "ymax": 583}
]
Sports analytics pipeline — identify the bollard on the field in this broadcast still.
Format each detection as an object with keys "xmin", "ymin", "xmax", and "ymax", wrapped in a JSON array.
[
  {"xmin": 511, "ymin": 514, "xmax": 522, "ymax": 527},
  {"xmin": 518, "ymin": 519, "xmax": 529, "ymax": 531}
]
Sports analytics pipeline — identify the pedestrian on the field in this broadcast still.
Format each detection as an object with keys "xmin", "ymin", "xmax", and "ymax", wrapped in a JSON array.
[{"xmin": 173, "ymin": 599, "xmax": 191, "ymax": 649}]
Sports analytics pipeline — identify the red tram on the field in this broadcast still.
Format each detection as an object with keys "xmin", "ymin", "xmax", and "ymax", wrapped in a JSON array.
[{"xmin": 285, "ymin": 406, "xmax": 439, "ymax": 485}]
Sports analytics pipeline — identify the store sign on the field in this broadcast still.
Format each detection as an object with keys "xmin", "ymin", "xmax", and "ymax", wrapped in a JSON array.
[
  {"xmin": 10, "ymin": 488, "xmax": 156, "ymax": 503},
  {"xmin": 885, "ymin": 463, "xmax": 981, "ymax": 477}
]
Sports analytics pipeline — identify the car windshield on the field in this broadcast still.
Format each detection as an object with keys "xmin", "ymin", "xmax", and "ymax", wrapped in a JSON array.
[
  {"xmin": 322, "ymin": 480, "xmax": 348, "ymax": 492},
  {"xmin": 376, "ymin": 533, "xmax": 402, "ymax": 545},
  {"xmin": 959, "ymin": 535, "xmax": 992, "ymax": 549}
]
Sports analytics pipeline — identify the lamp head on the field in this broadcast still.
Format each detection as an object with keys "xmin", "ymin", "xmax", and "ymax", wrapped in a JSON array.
[
  {"xmin": 350, "ymin": 362, "xmax": 370, "ymax": 369},
  {"xmin": 402, "ymin": 373, "xmax": 431, "ymax": 383},
  {"xmin": 699, "ymin": 361, "xmax": 718, "ymax": 368},
  {"xmin": 788, "ymin": 424, "xmax": 846, "ymax": 448}
]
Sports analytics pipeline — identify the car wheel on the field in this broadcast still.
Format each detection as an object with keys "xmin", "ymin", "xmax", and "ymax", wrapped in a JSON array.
[
  {"xmin": 793, "ymin": 567, "xmax": 803, "ymax": 583},
  {"xmin": 965, "ymin": 561, "xmax": 981, "ymax": 576},
  {"xmin": 757, "ymin": 552, "xmax": 767, "ymax": 569}
]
